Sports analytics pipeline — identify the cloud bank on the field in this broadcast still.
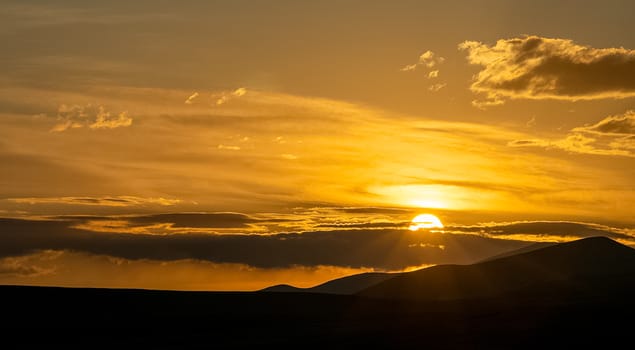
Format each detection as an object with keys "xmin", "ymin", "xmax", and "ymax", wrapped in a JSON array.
[{"xmin": 0, "ymin": 217, "xmax": 632, "ymax": 271}]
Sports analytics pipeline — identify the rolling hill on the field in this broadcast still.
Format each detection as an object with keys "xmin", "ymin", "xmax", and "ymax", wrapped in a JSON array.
[
  {"xmin": 260, "ymin": 272, "xmax": 396, "ymax": 294},
  {"xmin": 357, "ymin": 236, "xmax": 635, "ymax": 300}
]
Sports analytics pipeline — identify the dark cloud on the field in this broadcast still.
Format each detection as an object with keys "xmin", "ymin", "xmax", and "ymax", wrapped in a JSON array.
[
  {"xmin": 0, "ymin": 217, "xmax": 529, "ymax": 270},
  {"xmin": 0, "ymin": 217, "xmax": 631, "ymax": 270},
  {"xmin": 314, "ymin": 222, "xmax": 408, "ymax": 229},
  {"xmin": 446, "ymin": 221, "xmax": 633, "ymax": 241},
  {"xmin": 126, "ymin": 213, "xmax": 260, "ymax": 228},
  {"xmin": 460, "ymin": 36, "xmax": 635, "ymax": 107},
  {"xmin": 507, "ymin": 139, "xmax": 545, "ymax": 147}
]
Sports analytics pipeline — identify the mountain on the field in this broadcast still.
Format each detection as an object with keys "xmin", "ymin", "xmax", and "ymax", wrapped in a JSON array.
[
  {"xmin": 358, "ymin": 236, "xmax": 635, "ymax": 300},
  {"xmin": 260, "ymin": 272, "xmax": 396, "ymax": 294},
  {"xmin": 4, "ymin": 237, "xmax": 635, "ymax": 347},
  {"xmin": 477, "ymin": 241, "xmax": 555, "ymax": 262}
]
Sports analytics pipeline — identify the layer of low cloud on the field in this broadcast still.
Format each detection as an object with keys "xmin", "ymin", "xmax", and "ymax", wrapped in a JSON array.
[
  {"xmin": 510, "ymin": 110, "xmax": 635, "ymax": 157},
  {"xmin": 460, "ymin": 36, "xmax": 635, "ymax": 107},
  {"xmin": 445, "ymin": 221, "xmax": 634, "ymax": 243},
  {"xmin": 0, "ymin": 217, "xmax": 632, "ymax": 271}
]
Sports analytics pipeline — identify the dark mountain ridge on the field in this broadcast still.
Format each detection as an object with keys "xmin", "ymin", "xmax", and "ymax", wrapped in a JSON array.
[
  {"xmin": 358, "ymin": 236, "xmax": 635, "ymax": 300},
  {"xmin": 260, "ymin": 272, "xmax": 395, "ymax": 294}
]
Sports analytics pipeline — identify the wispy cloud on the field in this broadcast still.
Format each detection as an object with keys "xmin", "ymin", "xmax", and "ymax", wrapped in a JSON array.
[
  {"xmin": 445, "ymin": 220, "xmax": 635, "ymax": 244},
  {"xmin": 401, "ymin": 51, "xmax": 447, "ymax": 91},
  {"xmin": 0, "ymin": 250, "xmax": 60, "ymax": 277},
  {"xmin": 509, "ymin": 110, "xmax": 635, "ymax": 157},
  {"xmin": 51, "ymin": 104, "xmax": 132, "ymax": 132},
  {"xmin": 214, "ymin": 87, "xmax": 248, "ymax": 105},
  {"xmin": 460, "ymin": 35, "xmax": 635, "ymax": 107},
  {"xmin": 1, "ymin": 86, "xmax": 632, "ymax": 220},
  {"xmin": 401, "ymin": 50, "xmax": 445, "ymax": 71},
  {"xmin": 8, "ymin": 196, "xmax": 181, "ymax": 207},
  {"xmin": 184, "ymin": 92, "xmax": 199, "ymax": 104},
  {"xmin": 428, "ymin": 83, "xmax": 447, "ymax": 92},
  {"xmin": 217, "ymin": 144, "xmax": 241, "ymax": 151}
]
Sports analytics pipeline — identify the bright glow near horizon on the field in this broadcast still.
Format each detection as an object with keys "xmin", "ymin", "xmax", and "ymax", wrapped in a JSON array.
[{"xmin": 409, "ymin": 214, "xmax": 444, "ymax": 231}]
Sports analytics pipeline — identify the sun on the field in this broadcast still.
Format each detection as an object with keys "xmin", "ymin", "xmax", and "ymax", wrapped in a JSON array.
[{"xmin": 409, "ymin": 214, "xmax": 444, "ymax": 231}]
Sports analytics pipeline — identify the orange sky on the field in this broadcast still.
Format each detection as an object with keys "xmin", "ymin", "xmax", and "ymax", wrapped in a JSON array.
[{"xmin": 0, "ymin": 0, "xmax": 634, "ymax": 290}]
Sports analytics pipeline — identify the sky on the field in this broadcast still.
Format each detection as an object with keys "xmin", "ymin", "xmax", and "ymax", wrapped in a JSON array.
[{"xmin": 1, "ymin": 0, "xmax": 634, "ymax": 290}]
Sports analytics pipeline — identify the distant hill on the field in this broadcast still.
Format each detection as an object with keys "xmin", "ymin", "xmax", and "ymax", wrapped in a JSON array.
[
  {"xmin": 358, "ymin": 236, "xmax": 635, "ymax": 300},
  {"xmin": 260, "ymin": 272, "xmax": 396, "ymax": 295},
  {"xmin": 261, "ymin": 241, "xmax": 553, "ymax": 295}
]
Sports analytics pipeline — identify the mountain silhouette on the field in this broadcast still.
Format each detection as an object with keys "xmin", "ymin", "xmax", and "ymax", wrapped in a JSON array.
[
  {"xmin": 358, "ymin": 236, "xmax": 635, "ymax": 300},
  {"xmin": 260, "ymin": 272, "xmax": 395, "ymax": 294},
  {"xmin": 4, "ymin": 237, "xmax": 635, "ymax": 347}
]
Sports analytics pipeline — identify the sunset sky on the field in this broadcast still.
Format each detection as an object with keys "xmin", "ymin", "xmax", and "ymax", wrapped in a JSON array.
[{"xmin": 1, "ymin": 0, "xmax": 634, "ymax": 291}]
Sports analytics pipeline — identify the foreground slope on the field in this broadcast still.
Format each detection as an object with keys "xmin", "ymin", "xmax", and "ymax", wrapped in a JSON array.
[{"xmin": 358, "ymin": 236, "xmax": 635, "ymax": 300}]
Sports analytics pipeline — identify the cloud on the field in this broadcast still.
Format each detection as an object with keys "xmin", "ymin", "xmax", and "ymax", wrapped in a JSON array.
[
  {"xmin": 401, "ymin": 50, "xmax": 445, "ymax": 72},
  {"xmin": 67, "ymin": 212, "xmax": 303, "ymax": 235},
  {"xmin": 89, "ymin": 108, "xmax": 132, "ymax": 129},
  {"xmin": 0, "ymin": 250, "xmax": 61, "ymax": 277},
  {"xmin": 573, "ymin": 111, "xmax": 635, "ymax": 135},
  {"xmin": 428, "ymin": 83, "xmax": 447, "ymax": 92},
  {"xmin": 280, "ymin": 154, "xmax": 298, "ymax": 160},
  {"xmin": 0, "ymin": 217, "xmax": 631, "ymax": 271},
  {"xmin": 459, "ymin": 36, "xmax": 635, "ymax": 107},
  {"xmin": 8, "ymin": 196, "xmax": 181, "ymax": 207},
  {"xmin": 51, "ymin": 104, "xmax": 132, "ymax": 132},
  {"xmin": 445, "ymin": 220, "xmax": 634, "ymax": 243},
  {"xmin": 184, "ymin": 92, "xmax": 199, "ymax": 104},
  {"xmin": 509, "ymin": 110, "xmax": 635, "ymax": 157},
  {"xmin": 0, "ymin": 250, "xmax": 372, "ymax": 291},
  {"xmin": 0, "ymin": 217, "xmax": 532, "ymax": 270},
  {"xmin": 214, "ymin": 87, "xmax": 248, "ymax": 105},
  {"xmin": 2, "ymin": 86, "xmax": 632, "ymax": 220},
  {"xmin": 401, "ymin": 51, "xmax": 447, "ymax": 92},
  {"xmin": 217, "ymin": 144, "xmax": 241, "ymax": 151}
]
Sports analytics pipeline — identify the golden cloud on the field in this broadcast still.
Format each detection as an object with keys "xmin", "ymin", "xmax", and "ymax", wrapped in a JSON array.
[
  {"xmin": 509, "ymin": 110, "xmax": 635, "ymax": 157},
  {"xmin": 460, "ymin": 36, "xmax": 635, "ymax": 107},
  {"xmin": 51, "ymin": 104, "xmax": 132, "ymax": 132}
]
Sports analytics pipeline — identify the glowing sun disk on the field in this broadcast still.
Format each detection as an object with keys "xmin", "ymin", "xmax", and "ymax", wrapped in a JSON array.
[{"xmin": 409, "ymin": 214, "xmax": 444, "ymax": 231}]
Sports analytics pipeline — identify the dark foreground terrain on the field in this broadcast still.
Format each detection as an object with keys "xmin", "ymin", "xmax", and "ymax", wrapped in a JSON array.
[{"xmin": 3, "ymin": 237, "xmax": 635, "ymax": 348}]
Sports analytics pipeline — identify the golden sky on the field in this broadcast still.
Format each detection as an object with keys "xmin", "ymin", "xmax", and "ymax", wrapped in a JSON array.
[{"xmin": 1, "ymin": 0, "xmax": 634, "ymax": 290}]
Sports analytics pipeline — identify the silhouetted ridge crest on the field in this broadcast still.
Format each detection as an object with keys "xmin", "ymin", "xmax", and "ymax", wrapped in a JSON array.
[
  {"xmin": 260, "ymin": 272, "xmax": 395, "ymax": 294},
  {"xmin": 358, "ymin": 236, "xmax": 635, "ymax": 300}
]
